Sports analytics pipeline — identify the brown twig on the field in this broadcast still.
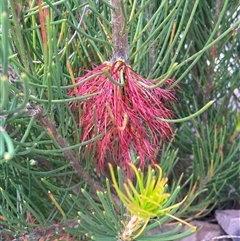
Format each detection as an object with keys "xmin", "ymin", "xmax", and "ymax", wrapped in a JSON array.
[
  {"xmin": 34, "ymin": 106, "xmax": 101, "ymax": 191},
  {"xmin": 202, "ymin": 0, "xmax": 223, "ymax": 125},
  {"xmin": 31, "ymin": 105, "xmax": 120, "ymax": 205},
  {"xmin": 110, "ymin": 0, "xmax": 129, "ymax": 62},
  {"xmin": 148, "ymin": 3, "xmax": 155, "ymax": 75}
]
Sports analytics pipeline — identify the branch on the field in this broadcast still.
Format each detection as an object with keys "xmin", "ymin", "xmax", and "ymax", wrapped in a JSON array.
[
  {"xmin": 110, "ymin": 0, "xmax": 128, "ymax": 61},
  {"xmin": 202, "ymin": 0, "xmax": 223, "ymax": 124},
  {"xmin": 30, "ymin": 105, "xmax": 120, "ymax": 205}
]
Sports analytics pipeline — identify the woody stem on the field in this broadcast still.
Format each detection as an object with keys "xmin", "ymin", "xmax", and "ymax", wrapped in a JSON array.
[{"xmin": 110, "ymin": 0, "xmax": 129, "ymax": 62}]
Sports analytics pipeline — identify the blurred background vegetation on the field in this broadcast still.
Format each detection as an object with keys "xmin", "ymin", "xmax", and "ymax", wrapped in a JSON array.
[{"xmin": 0, "ymin": 0, "xmax": 239, "ymax": 240}]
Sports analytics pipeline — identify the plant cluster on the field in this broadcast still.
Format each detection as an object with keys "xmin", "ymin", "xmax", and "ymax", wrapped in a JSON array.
[{"xmin": 0, "ymin": 0, "xmax": 239, "ymax": 240}]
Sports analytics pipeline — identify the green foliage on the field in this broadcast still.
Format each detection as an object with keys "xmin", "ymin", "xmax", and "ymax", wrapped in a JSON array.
[
  {"xmin": 75, "ymin": 171, "xmax": 195, "ymax": 241},
  {"xmin": 0, "ymin": 0, "xmax": 239, "ymax": 240}
]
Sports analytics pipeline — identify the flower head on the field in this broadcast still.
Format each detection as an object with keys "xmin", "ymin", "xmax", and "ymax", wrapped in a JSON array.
[{"xmin": 69, "ymin": 60, "xmax": 176, "ymax": 173}]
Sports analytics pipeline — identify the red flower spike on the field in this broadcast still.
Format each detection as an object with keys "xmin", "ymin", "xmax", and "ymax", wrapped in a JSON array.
[{"xmin": 69, "ymin": 60, "xmax": 176, "ymax": 174}]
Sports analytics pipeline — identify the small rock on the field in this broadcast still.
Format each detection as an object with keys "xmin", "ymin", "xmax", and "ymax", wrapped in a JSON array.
[
  {"xmin": 178, "ymin": 220, "xmax": 225, "ymax": 241},
  {"xmin": 215, "ymin": 210, "xmax": 240, "ymax": 241}
]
